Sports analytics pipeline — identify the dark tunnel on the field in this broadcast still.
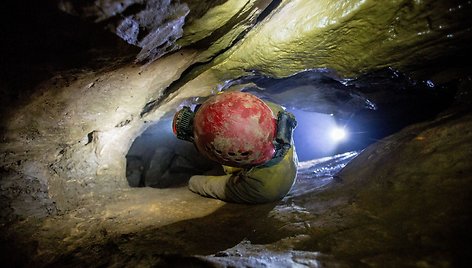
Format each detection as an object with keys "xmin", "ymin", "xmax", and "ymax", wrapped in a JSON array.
[{"xmin": 126, "ymin": 68, "xmax": 456, "ymax": 188}]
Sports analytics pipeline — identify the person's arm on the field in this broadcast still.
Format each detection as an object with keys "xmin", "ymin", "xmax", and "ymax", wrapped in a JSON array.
[{"xmin": 188, "ymin": 145, "xmax": 297, "ymax": 204}]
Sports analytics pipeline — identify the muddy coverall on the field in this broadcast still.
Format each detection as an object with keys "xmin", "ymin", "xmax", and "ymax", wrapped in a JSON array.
[{"xmin": 188, "ymin": 102, "xmax": 298, "ymax": 204}]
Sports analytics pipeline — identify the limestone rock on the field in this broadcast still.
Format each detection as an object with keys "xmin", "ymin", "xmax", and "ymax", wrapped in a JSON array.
[{"xmin": 209, "ymin": 0, "xmax": 472, "ymax": 80}]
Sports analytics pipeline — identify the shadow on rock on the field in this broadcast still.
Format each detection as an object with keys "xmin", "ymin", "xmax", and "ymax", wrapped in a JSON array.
[
  {"xmin": 48, "ymin": 201, "xmax": 292, "ymax": 267},
  {"xmin": 126, "ymin": 114, "xmax": 223, "ymax": 188}
]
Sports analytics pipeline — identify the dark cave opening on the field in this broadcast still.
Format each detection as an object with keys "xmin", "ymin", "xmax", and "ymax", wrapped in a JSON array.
[{"xmin": 125, "ymin": 112, "xmax": 223, "ymax": 188}]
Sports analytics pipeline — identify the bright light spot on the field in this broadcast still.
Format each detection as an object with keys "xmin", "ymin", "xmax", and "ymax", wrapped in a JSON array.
[
  {"xmin": 291, "ymin": 110, "xmax": 351, "ymax": 160},
  {"xmin": 330, "ymin": 127, "xmax": 348, "ymax": 142}
]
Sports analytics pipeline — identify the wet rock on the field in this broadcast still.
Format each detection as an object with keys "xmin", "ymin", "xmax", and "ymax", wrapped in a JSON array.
[
  {"xmin": 58, "ymin": 0, "xmax": 190, "ymax": 63},
  {"xmin": 223, "ymin": 70, "xmax": 376, "ymax": 118},
  {"xmin": 208, "ymin": 0, "xmax": 472, "ymax": 81},
  {"xmin": 57, "ymin": 0, "xmax": 276, "ymax": 64},
  {"xmin": 286, "ymin": 110, "xmax": 472, "ymax": 267},
  {"xmin": 202, "ymin": 236, "xmax": 349, "ymax": 267}
]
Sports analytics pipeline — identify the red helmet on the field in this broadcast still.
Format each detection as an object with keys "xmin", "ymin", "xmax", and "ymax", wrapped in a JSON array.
[{"xmin": 173, "ymin": 91, "xmax": 296, "ymax": 167}]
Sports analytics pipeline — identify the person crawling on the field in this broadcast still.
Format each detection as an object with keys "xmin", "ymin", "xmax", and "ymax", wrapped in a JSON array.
[{"xmin": 172, "ymin": 91, "xmax": 298, "ymax": 204}]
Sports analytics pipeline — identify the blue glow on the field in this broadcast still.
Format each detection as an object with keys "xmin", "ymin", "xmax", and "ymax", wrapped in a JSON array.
[{"xmin": 290, "ymin": 109, "xmax": 348, "ymax": 161}]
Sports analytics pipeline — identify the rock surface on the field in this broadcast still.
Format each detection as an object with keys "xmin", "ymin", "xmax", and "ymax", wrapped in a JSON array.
[
  {"xmin": 1, "ymin": 0, "xmax": 471, "ymax": 267},
  {"xmin": 207, "ymin": 0, "xmax": 472, "ymax": 80},
  {"xmin": 2, "ymin": 107, "xmax": 471, "ymax": 267}
]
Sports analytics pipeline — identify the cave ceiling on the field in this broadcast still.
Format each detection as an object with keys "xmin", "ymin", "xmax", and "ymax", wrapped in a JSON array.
[{"xmin": 59, "ymin": 0, "xmax": 472, "ymax": 80}]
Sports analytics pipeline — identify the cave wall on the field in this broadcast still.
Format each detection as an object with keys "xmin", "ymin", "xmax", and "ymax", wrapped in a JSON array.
[
  {"xmin": 137, "ymin": 0, "xmax": 472, "ymax": 119},
  {"xmin": 0, "ymin": 0, "xmax": 471, "ymax": 266},
  {"xmin": 205, "ymin": 0, "xmax": 472, "ymax": 81},
  {"xmin": 1, "ymin": 49, "xmax": 204, "ymax": 214},
  {"xmin": 57, "ymin": 0, "xmax": 472, "ymax": 82}
]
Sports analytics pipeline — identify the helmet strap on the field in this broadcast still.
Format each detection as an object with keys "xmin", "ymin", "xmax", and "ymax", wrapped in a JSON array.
[{"xmin": 263, "ymin": 111, "xmax": 297, "ymax": 167}]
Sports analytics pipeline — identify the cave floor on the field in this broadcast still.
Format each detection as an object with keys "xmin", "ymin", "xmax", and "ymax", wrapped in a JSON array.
[
  {"xmin": 5, "ymin": 153, "xmax": 357, "ymax": 267},
  {"xmin": 3, "ymin": 110, "xmax": 472, "ymax": 268}
]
